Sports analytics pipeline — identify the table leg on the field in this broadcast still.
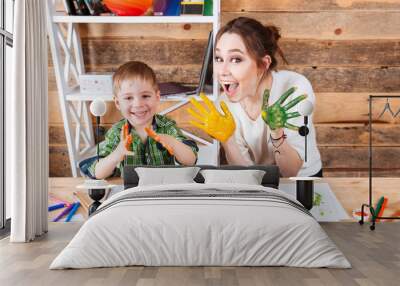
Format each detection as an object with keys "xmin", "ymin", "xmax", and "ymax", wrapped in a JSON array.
[
  {"xmin": 296, "ymin": 180, "xmax": 314, "ymax": 210},
  {"xmin": 88, "ymin": 188, "xmax": 106, "ymax": 215}
]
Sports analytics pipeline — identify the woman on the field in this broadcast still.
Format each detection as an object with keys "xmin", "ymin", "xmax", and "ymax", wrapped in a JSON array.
[{"xmin": 188, "ymin": 17, "xmax": 322, "ymax": 177}]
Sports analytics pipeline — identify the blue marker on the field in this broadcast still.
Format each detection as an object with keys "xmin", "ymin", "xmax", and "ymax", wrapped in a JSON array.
[
  {"xmin": 52, "ymin": 203, "xmax": 74, "ymax": 222},
  {"xmin": 65, "ymin": 202, "xmax": 80, "ymax": 222},
  {"xmin": 48, "ymin": 203, "xmax": 66, "ymax": 212}
]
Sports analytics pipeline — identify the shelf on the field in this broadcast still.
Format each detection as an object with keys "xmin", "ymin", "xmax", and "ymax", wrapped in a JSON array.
[
  {"xmin": 53, "ymin": 12, "xmax": 216, "ymax": 24},
  {"xmin": 65, "ymin": 86, "xmax": 217, "ymax": 102},
  {"xmin": 47, "ymin": 0, "xmax": 221, "ymax": 176}
]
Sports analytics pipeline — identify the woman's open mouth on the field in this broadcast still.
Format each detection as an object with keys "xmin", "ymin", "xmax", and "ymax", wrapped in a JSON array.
[{"xmin": 222, "ymin": 82, "xmax": 239, "ymax": 97}]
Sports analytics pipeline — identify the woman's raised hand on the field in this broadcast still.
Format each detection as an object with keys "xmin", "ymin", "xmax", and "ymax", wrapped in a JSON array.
[
  {"xmin": 187, "ymin": 93, "xmax": 236, "ymax": 142},
  {"xmin": 261, "ymin": 87, "xmax": 307, "ymax": 131}
]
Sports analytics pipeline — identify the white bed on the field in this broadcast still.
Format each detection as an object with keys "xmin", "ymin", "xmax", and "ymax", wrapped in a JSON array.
[{"xmin": 50, "ymin": 182, "xmax": 351, "ymax": 269}]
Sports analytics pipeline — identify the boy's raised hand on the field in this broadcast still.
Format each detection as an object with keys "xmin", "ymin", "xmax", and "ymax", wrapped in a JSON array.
[
  {"xmin": 261, "ymin": 87, "xmax": 307, "ymax": 131},
  {"xmin": 144, "ymin": 127, "xmax": 174, "ymax": 155},
  {"xmin": 117, "ymin": 122, "xmax": 135, "ymax": 158},
  {"xmin": 187, "ymin": 93, "xmax": 236, "ymax": 142}
]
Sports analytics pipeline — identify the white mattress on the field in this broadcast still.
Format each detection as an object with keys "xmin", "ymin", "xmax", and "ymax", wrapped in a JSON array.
[{"xmin": 50, "ymin": 183, "xmax": 351, "ymax": 269}]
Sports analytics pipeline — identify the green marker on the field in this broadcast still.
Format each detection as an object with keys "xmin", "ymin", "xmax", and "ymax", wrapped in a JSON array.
[{"xmin": 373, "ymin": 196, "xmax": 385, "ymax": 220}]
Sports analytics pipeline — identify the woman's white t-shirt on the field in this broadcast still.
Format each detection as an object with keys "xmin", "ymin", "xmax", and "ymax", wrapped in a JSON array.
[{"xmin": 219, "ymin": 70, "xmax": 322, "ymax": 177}]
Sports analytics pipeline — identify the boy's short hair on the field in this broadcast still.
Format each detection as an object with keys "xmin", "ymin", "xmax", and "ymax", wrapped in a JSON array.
[{"xmin": 113, "ymin": 61, "xmax": 159, "ymax": 96}]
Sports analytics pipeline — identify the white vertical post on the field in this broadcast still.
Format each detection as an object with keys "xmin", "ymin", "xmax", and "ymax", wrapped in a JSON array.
[
  {"xmin": 212, "ymin": 0, "xmax": 219, "ymax": 102},
  {"xmin": 212, "ymin": 0, "xmax": 220, "ymax": 165},
  {"xmin": 46, "ymin": 0, "xmax": 79, "ymax": 176},
  {"xmin": 72, "ymin": 24, "xmax": 95, "ymax": 146}
]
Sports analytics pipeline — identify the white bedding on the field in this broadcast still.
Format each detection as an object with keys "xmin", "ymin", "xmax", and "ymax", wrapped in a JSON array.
[{"xmin": 50, "ymin": 183, "xmax": 351, "ymax": 269}]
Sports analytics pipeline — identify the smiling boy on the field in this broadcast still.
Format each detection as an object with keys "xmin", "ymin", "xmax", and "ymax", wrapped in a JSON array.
[{"xmin": 88, "ymin": 61, "xmax": 198, "ymax": 179}]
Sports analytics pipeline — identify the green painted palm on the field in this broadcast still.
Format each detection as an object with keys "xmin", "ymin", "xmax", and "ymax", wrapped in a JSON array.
[{"xmin": 261, "ymin": 87, "xmax": 307, "ymax": 131}]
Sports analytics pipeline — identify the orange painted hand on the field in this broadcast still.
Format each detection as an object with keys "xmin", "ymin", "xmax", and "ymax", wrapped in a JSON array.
[
  {"xmin": 123, "ymin": 123, "xmax": 133, "ymax": 151},
  {"xmin": 120, "ymin": 122, "xmax": 135, "ymax": 156},
  {"xmin": 145, "ymin": 127, "xmax": 174, "ymax": 156},
  {"xmin": 187, "ymin": 93, "xmax": 236, "ymax": 142}
]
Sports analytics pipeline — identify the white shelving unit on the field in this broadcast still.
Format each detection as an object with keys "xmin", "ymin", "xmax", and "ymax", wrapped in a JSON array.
[{"xmin": 46, "ymin": 0, "xmax": 220, "ymax": 177}]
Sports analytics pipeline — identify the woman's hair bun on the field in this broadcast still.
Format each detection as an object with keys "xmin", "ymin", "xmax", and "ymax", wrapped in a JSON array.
[
  {"xmin": 215, "ymin": 17, "xmax": 287, "ymax": 69},
  {"xmin": 264, "ymin": 25, "xmax": 281, "ymax": 43}
]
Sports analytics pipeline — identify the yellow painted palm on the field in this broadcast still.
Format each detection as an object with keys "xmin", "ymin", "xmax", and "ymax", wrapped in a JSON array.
[{"xmin": 187, "ymin": 93, "xmax": 236, "ymax": 142}]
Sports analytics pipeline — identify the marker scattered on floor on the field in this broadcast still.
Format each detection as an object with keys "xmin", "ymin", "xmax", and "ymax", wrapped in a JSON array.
[
  {"xmin": 48, "ymin": 202, "xmax": 67, "ymax": 212},
  {"xmin": 65, "ymin": 202, "xmax": 81, "ymax": 222},
  {"xmin": 52, "ymin": 203, "xmax": 74, "ymax": 222}
]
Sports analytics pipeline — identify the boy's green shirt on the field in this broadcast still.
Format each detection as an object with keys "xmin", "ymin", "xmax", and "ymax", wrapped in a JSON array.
[{"xmin": 88, "ymin": 114, "xmax": 198, "ymax": 177}]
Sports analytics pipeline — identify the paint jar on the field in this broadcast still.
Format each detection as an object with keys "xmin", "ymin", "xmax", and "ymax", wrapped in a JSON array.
[
  {"xmin": 154, "ymin": 0, "xmax": 181, "ymax": 16},
  {"xmin": 153, "ymin": 0, "xmax": 168, "ymax": 15},
  {"xmin": 204, "ymin": 0, "xmax": 212, "ymax": 16}
]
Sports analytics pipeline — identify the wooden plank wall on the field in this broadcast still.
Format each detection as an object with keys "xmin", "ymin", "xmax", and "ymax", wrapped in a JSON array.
[{"xmin": 48, "ymin": 0, "xmax": 400, "ymax": 177}]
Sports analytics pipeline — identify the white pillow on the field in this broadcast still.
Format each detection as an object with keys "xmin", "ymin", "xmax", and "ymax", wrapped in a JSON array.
[
  {"xmin": 200, "ymin": 169, "xmax": 266, "ymax": 185},
  {"xmin": 135, "ymin": 167, "xmax": 200, "ymax": 186}
]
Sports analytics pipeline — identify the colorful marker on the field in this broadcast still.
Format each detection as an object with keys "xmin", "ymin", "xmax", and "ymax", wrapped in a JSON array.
[
  {"xmin": 376, "ymin": 197, "xmax": 388, "ymax": 222},
  {"xmin": 373, "ymin": 196, "xmax": 385, "ymax": 220},
  {"xmin": 52, "ymin": 203, "xmax": 74, "ymax": 222},
  {"xmin": 65, "ymin": 202, "xmax": 80, "ymax": 222},
  {"xmin": 48, "ymin": 203, "xmax": 67, "ymax": 212}
]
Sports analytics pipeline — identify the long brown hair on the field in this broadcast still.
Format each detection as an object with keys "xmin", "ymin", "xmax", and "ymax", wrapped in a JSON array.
[{"xmin": 215, "ymin": 17, "xmax": 287, "ymax": 70}]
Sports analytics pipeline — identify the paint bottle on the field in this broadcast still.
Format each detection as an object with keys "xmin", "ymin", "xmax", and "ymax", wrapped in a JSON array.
[
  {"xmin": 153, "ymin": 0, "xmax": 168, "ymax": 16},
  {"xmin": 165, "ymin": 0, "xmax": 181, "ymax": 16},
  {"xmin": 204, "ymin": 0, "xmax": 212, "ymax": 16}
]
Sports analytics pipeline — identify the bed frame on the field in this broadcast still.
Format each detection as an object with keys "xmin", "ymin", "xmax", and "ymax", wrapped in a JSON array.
[{"xmin": 123, "ymin": 165, "xmax": 280, "ymax": 190}]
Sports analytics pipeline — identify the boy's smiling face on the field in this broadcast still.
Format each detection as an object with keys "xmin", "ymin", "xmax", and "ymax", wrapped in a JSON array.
[{"xmin": 114, "ymin": 78, "xmax": 160, "ymax": 128}]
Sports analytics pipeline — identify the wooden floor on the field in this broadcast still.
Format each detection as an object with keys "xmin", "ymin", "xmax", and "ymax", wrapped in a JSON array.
[{"xmin": 1, "ymin": 222, "xmax": 399, "ymax": 286}]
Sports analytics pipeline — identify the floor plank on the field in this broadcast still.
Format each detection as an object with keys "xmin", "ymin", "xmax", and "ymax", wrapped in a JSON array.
[{"xmin": 0, "ymin": 222, "xmax": 399, "ymax": 286}]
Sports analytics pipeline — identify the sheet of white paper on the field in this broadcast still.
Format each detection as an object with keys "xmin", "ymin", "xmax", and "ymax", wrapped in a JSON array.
[
  {"xmin": 68, "ymin": 213, "xmax": 85, "ymax": 222},
  {"xmin": 279, "ymin": 183, "xmax": 349, "ymax": 222},
  {"xmin": 106, "ymin": 185, "xmax": 124, "ymax": 199},
  {"xmin": 49, "ymin": 213, "xmax": 85, "ymax": 223}
]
